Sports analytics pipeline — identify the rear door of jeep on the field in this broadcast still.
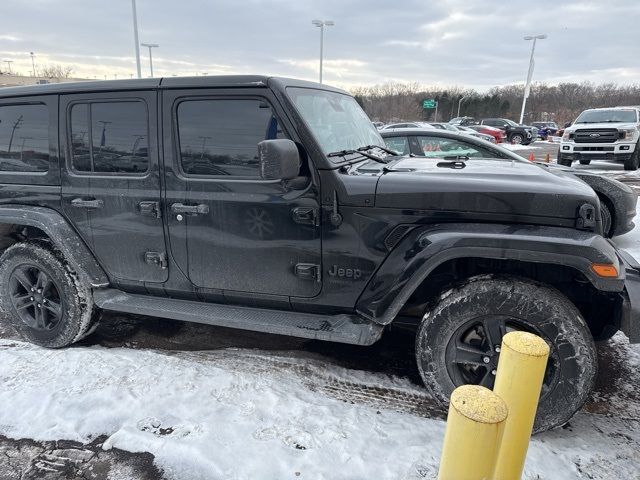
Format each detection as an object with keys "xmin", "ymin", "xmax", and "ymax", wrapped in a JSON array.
[{"xmin": 60, "ymin": 90, "xmax": 167, "ymax": 286}]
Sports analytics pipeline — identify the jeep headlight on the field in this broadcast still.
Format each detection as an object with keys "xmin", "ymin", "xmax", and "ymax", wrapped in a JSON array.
[{"xmin": 620, "ymin": 128, "xmax": 638, "ymax": 141}]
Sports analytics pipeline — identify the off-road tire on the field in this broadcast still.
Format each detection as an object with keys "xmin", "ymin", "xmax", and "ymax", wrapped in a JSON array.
[
  {"xmin": 579, "ymin": 159, "xmax": 591, "ymax": 165},
  {"xmin": 624, "ymin": 148, "xmax": 640, "ymax": 171},
  {"xmin": 416, "ymin": 275, "xmax": 597, "ymax": 433},
  {"xmin": 557, "ymin": 151, "xmax": 572, "ymax": 167},
  {"xmin": 598, "ymin": 195, "xmax": 614, "ymax": 238},
  {"xmin": 0, "ymin": 242, "xmax": 96, "ymax": 348}
]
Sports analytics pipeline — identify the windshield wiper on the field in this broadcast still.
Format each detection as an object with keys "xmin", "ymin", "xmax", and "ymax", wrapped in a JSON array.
[
  {"xmin": 357, "ymin": 144, "xmax": 399, "ymax": 156},
  {"xmin": 327, "ymin": 148, "xmax": 388, "ymax": 164}
]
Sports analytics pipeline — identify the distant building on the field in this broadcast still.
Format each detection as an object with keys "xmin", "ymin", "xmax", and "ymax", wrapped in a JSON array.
[{"xmin": 0, "ymin": 74, "xmax": 91, "ymax": 88}]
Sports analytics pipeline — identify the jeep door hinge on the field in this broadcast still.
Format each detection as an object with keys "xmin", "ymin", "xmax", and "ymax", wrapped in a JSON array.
[
  {"xmin": 292, "ymin": 207, "xmax": 319, "ymax": 226},
  {"xmin": 145, "ymin": 251, "xmax": 168, "ymax": 269},
  {"xmin": 139, "ymin": 201, "xmax": 161, "ymax": 218},
  {"xmin": 295, "ymin": 263, "xmax": 321, "ymax": 282}
]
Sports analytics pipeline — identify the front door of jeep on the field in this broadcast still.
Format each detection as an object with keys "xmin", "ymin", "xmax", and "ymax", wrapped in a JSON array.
[{"xmin": 162, "ymin": 89, "xmax": 321, "ymax": 299}]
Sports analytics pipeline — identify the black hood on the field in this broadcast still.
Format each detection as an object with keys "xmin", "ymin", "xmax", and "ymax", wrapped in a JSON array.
[{"xmin": 371, "ymin": 156, "xmax": 600, "ymax": 228}]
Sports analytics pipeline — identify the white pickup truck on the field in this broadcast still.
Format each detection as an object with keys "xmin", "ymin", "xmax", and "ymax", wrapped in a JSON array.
[{"xmin": 559, "ymin": 106, "xmax": 640, "ymax": 170}]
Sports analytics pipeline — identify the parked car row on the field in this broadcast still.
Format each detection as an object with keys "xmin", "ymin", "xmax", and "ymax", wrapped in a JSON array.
[
  {"xmin": 376, "ymin": 116, "xmax": 549, "ymax": 145},
  {"xmin": 376, "ymin": 121, "xmax": 498, "ymax": 143}
]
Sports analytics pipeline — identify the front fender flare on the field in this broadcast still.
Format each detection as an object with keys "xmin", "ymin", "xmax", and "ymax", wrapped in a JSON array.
[
  {"xmin": 356, "ymin": 223, "xmax": 623, "ymax": 325},
  {"xmin": 0, "ymin": 205, "xmax": 109, "ymax": 287}
]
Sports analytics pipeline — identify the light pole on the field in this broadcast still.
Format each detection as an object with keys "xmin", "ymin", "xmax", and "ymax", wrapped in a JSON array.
[
  {"xmin": 29, "ymin": 52, "xmax": 36, "ymax": 77},
  {"xmin": 519, "ymin": 34, "xmax": 547, "ymax": 124},
  {"xmin": 131, "ymin": 0, "xmax": 142, "ymax": 78},
  {"xmin": 457, "ymin": 95, "xmax": 468, "ymax": 117},
  {"xmin": 4, "ymin": 60, "xmax": 13, "ymax": 74},
  {"xmin": 312, "ymin": 19, "xmax": 334, "ymax": 84},
  {"xmin": 141, "ymin": 43, "xmax": 159, "ymax": 77}
]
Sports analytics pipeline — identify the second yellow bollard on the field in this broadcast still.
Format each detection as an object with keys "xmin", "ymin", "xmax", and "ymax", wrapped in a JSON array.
[
  {"xmin": 492, "ymin": 331, "xmax": 550, "ymax": 480},
  {"xmin": 438, "ymin": 384, "xmax": 508, "ymax": 480}
]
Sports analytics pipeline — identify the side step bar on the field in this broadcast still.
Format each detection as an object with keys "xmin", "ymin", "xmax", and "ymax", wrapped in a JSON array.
[{"xmin": 93, "ymin": 289, "xmax": 384, "ymax": 346}]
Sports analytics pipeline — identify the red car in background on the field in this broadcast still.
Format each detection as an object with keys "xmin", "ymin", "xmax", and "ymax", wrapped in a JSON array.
[{"xmin": 464, "ymin": 124, "xmax": 507, "ymax": 143}]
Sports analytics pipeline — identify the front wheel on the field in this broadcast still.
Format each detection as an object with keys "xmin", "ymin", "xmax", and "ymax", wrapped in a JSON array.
[
  {"xmin": 557, "ymin": 151, "xmax": 572, "ymax": 166},
  {"xmin": 415, "ymin": 276, "xmax": 597, "ymax": 433},
  {"xmin": 624, "ymin": 149, "xmax": 640, "ymax": 171}
]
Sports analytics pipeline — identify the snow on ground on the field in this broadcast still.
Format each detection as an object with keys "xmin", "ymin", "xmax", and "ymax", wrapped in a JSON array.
[
  {"xmin": 0, "ymin": 335, "xmax": 638, "ymax": 479},
  {"xmin": 500, "ymin": 142, "xmax": 541, "ymax": 151}
]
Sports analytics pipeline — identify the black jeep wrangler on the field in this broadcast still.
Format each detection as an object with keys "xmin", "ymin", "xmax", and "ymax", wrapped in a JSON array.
[{"xmin": 0, "ymin": 76, "xmax": 639, "ymax": 433}]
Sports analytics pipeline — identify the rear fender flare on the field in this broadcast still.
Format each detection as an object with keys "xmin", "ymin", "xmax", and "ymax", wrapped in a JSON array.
[{"xmin": 0, "ymin": 205, "xmax": 108, "ymax": 287}]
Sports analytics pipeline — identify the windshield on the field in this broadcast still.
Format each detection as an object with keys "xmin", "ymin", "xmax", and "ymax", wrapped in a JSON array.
[
  {"xmin": 286, "ymin": 87, "xmax": 384, "ymax": 158},
  {"xmin": 504, "ymin": 119, "xmax": 519, "ymax": 127},
  {"xmin": 575, "ymin": 109, "xmax": 637, "ymax": 124}
]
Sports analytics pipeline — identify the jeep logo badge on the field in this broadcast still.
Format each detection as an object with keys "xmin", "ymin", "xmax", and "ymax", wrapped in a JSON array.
[
  {"xmin": 589, "ymin": 133, "xmax": 601, "ymax": 138},
  {"xmin": 328, "ymin": 265, "xmax": 362, "ymax": 280}
]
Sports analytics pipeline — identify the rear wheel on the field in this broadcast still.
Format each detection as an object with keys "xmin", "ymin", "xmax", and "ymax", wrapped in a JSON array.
[
  {"xmin": 510, "ymin": 133, "xmax": 524, "ymax": 144},
  {"xmin": 0, "ymin": 242, "xmax": 96, "ymax": 348},
  {"xmin": 415, "ymin": 276, "xmax": 597, "ymax": 432}
]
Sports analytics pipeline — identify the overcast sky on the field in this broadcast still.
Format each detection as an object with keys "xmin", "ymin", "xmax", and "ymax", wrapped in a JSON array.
[{"xmin": 1, "ymin": 0, "xmax": 638, "ymax": 90}]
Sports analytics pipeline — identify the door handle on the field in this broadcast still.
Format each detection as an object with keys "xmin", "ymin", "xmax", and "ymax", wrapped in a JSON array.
[
  {"xmin": 71, "ymin": 198, "xmax": 104, "ymax": 209},
  {"xmin": 170, "ymin": 203, "xmax": 209, "ymax": 215}
]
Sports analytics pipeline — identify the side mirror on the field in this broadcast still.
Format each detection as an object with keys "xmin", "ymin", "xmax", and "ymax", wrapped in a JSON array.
[{"xmin": 258, "ymin": 139, "xmax": 301, "ymax": 180}]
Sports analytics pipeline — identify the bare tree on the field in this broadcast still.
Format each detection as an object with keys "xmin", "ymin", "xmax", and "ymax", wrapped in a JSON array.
[
  {"xmin": 38, "ymin": 64, "xmax": 74, "ymax": 79},
  {"xmin": 352, "ymin": 81, "xmax": 640, "ymax": 125}
]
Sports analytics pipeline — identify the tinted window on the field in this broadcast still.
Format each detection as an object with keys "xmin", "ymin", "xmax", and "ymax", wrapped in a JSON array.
[
  {"xmin": 177, "ymin": 99, "xmax": 285, "ymax": 177},
  {"xmin": 416, "ymin": 136, "xmax": 495, "ymax": 158},
  {"xmin": 70, "ymin": 101, "xmax": 149, "ymax": 174},
  {"xmin": 0, "ymin": 104, "xmax": 49, "ymax": 172}
]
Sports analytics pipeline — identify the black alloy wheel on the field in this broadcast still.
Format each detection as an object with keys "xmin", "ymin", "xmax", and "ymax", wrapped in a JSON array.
[
  {"xmin": 9, "ymin": 264, "xmax": 64, "ymax": 331},
  {"xmin": 445, "ymin": 314, "xmax": 560, "ymax": 400}
]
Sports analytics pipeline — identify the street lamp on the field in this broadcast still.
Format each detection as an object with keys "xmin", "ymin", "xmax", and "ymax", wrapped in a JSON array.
[
  {"xmin": 457, "ymin": 95, "xmax": 468, "ymax": 118},
  {"xmin": 312, "ymin": 19, "xmax": 334, "ymax": 84},
  {"xmin": 131, "ymin": 0, "xmax": 142, "ymax": 78},
  {"xmin": 141, "ymin": 43, "xmax": 159, "ymax": 77},
  {"xmin": 29, "ymin": 52, "xmax": 36, "ymax": 77},
  {"xmin": 519, "ymin": 34, "xmax": 547, "ymax": 124}
]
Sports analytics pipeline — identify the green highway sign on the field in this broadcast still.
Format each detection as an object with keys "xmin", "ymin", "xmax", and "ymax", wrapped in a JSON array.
[{"xmin": 423, "ymin": 99, "xmax": 437, "ymax": 109}]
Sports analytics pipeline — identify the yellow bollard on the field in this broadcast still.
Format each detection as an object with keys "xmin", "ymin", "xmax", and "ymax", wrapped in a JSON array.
[
  {"xmin": 438, "ymin": 384, "xmax": 508, "ymax": 480},
  {"xmin": 492, "ymin": 331, "xmax": 550, "ymax": 480}
]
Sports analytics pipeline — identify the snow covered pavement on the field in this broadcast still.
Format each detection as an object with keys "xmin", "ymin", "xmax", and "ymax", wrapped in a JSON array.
[{"xmin": 0, "ymin": 327, "xmax": 638, "ymax": 479}]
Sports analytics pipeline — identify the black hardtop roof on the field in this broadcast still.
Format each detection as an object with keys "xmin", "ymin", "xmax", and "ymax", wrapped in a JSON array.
[{"xmin": 0, "ymin": 75, "xmax": 348, "ymax": 99}]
